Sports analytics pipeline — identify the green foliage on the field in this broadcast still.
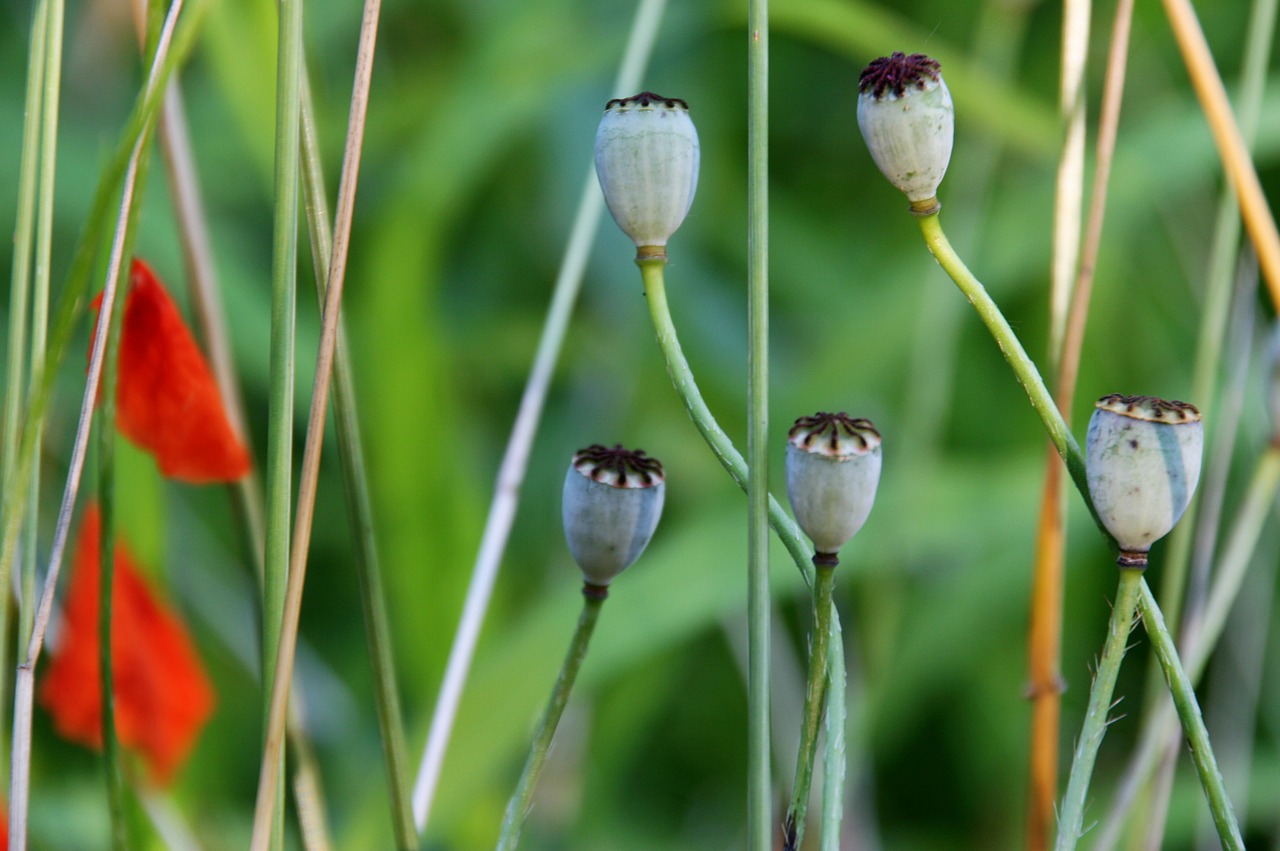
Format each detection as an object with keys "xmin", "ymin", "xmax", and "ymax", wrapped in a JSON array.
[{"xmin": 2, "ymin": 0, "xmax": 1278, "ymax": 847}]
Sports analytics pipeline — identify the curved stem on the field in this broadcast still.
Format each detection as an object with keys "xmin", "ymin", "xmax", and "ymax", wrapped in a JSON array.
[
  {"xmin": 786, "ymin": 561, "xmax": 835, "ymax": 849},
  {"xmin": 496, "ymin": 591, "xmax": 605, "ymax": 851},
  {"xmin": 916, "ymin": 213, "xmax": 1091, "ymax": 512},
  {"xmin": 1056, "ymin": 567, "xmax": 1144, "ymax": 850},
  {"xmin": 1135, "ymin": 580, "xmax": 1245, "ymax": 850},
  {"xmin": 641, "ymin": 258, "xmax": 851, "ymax": 851},
  {"xmin": 639, "ymin": 259, "xmax": 812, "ymax": 573}
]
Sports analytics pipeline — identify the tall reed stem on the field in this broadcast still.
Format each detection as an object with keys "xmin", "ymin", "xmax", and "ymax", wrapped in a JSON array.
[
  {"xmin": 745, "ymin": 0, "xmax": 771, "ymax": 844},
  {"xmin": 295, "ymin": 65, "xmax": 415, "ymax": 850},
  {"xmin": 250, "ymin": 0, "xmax": 380, "ymax": 843},
  {"xmin": 262, "ymin": 0, "xmax": 304, "ymax": 840}
]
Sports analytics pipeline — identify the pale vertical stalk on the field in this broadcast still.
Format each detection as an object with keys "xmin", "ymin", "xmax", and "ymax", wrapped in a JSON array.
[
  {"xmin": 411, "ymin": 0, "xmax": 668, "ymax": 832},
  {"xmin": 158, "ymin": 69, "xmax": 336, "ymax": 849},
  {"xmin": 9, "ymin": 132, "xmax": 149, "ymax": 851},
  {"xmin": 296, "ymin": 69, "xmax": 414, "ymax": 850},
  {"xmin": 1136, "ymin": 0, "xmax": 1275, "ymax": 839},
  {"xmin": 3, "ymin": 0, "xmax": 59, "ymax": 783},
  {"xmin": 7, "ymin": 5, "xmax": 185, "ymax": 843},
  {"xmin": 1155, "ymin": 0, "xmax": 1275, "ymax": 650},
  {"xmin": 1160, "ymin": 0, "xmax": 1280, "ymax": 311},
  {"xmin": 24, "ymin": 0, "xmax": 63, "ymax": 665},
  {"xmin": 262, "ymin": 0, "xmax": 304, "ymax": 840},
  {"xmin": 1028, "ymin": 3, "xmax": 1134, "ymax": 844},
  {"xmin": 745, "ymin": 0, "xmax": 771, "ymax": 846},
  {"xmin": 248, "ymin": 0, "xmax": 379, "ymax": 845},
  {"xmin": 1048, "ymin": 0, "xmax": 1089, "ymax": 366}
]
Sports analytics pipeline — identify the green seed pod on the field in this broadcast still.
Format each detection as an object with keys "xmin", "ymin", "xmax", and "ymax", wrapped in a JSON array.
[
  {"xmin": 1086, "ymin": 394, "xmax": 1203, "ymax": 566},
  {"xmin": 857, "ymin": 52, "xmax": 954, "ymax": 213},
  {"xmin": 786, "ymin": 413, "xmax": 882, "ymax": 562},
  {"xmin": 562, "ymin": 444, "xmax": 666, "ymax": 589},
  {"xmin": 594, "ymin": 92, "xmax": 700, "ymax": 257}
]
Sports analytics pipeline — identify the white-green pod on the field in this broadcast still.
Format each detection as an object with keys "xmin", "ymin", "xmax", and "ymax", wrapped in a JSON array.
[
  {"xmin": 562, "ymin": 444, "xmax": 666, "ymax": 589},
  {"xmin": 1086, "ymin": 394, "xmax": 1203, "ymax": 565},
  {"xmin": 786, "ymin": 413, "xmax": 882, "ymax": 561},
  {"xmin": 857, "ymin": 52, "xmax": 954, "ymax": 211},
  {"xmin": 594, "ymin": 92, "xmax": 699, "ymax": 255}
]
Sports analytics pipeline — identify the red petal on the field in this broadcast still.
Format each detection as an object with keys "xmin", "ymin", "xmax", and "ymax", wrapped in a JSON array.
[
  {"xmin": 91, "ymin": 260, "xmax": 252, "ymax": 483},
  {"xmin": 38, "ymin": 505, "xmax": 216, "ymax": 786}
]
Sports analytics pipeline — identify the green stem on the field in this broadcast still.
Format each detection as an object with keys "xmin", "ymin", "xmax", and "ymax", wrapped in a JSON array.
[
  {"xmin": 264, "ymin": 0, "xmax": 304, "ymax": 841},
  {"xmin": 638, "ymin": 259, "xmax": 811, "ymax": 573},
  {"xmin": 1135, "ymin": 580, "xmax": 1245, "ymax": 849},
  {"xmin": 915, "ymin": 212, "xmax": 1095, "ymax": 525},
  {"xmin": 1055, "ymin": 566, "xmax": 1144, "ymax": 850},
  {"xmin": 818, "ymin": 611, "xmax": 846, "ymax": 851},
  {"xmin": 97, "ymin": 321, "xmax": 129, "ymax": 851},
  {"xmin": 640, "ymin": 259, "xmax": 858, "ymax": 851},
  {"xmin": 786, "ymin": 561, "xmax": 835, "ymax": 849},
  {"xmin": 746, "ymin": 0, "xmax": 771, "ymax": 844},
  {"xmin": 920, "ymin": 203, "xmax": 1244, "ymax": 850},
  {"xmin": 496, "ymin": 591, "xmax": 605, "ymax": 850}
]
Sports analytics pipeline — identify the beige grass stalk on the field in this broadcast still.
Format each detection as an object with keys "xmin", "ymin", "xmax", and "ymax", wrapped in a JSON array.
[
  {"xmin": 248, "ymin": 0, "xmax": 381, "ymax": 844},
  {"xmin": 1025, "ymin": 1, "xmax": 1095, "ymax": 842},
  {"xmin": 158, "ymin": 76, "xmax": 334, "ymax": 849},
  {"xmin": 1029, "ymin": 6, "xmax": 1136, "ymax": 845}
]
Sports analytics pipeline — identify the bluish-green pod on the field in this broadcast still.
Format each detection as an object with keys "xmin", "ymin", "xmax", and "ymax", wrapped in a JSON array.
[
  {"xmin": 562, "ymin": 444, "xmax": 665, "ymax": 588},
  {"xmin": 1086, "ymin": 394, "xmax": 1203, "ymax": 564},
  {"xmin": 594, "ymin": 92, "xmax": 699, "ymax": 253},
  {"xmin": 857, "ymin": 52, "xmax": 954, "ymax": 210},
  {"xmin": 785, "ymin": 413, "xmax": 882, "ymax": 559}
]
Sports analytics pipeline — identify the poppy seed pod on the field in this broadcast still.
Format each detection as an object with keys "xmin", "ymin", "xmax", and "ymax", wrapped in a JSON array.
[
  {"xmin": 1086, "ymin": 395, "xmax": 1203, "ymax": 566},
  {"xmin": 786, "ymin": 413, "xmax": 882, "ymax": 562},
  {"xmin": 594, "ymin": 92, "xmax": 700, "ymax": 257},
  {"xmin": 563, "ymin": 444, "xmax": 666, "ymax": 589},
  {"xmin": 857, "ymin": 52, "xmax": 954, "ymax": 212}
]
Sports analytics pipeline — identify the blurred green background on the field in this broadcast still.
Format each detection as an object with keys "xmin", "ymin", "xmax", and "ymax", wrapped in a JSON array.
[{"xmin": 3, "ymin": 0, "xmax": 1280, "ymax": 847}]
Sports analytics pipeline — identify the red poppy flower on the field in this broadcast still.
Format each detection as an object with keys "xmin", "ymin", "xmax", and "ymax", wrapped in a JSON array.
[
  {"xmin": 91, "ymin": 259, "xmax": 251, "ymax": 483},
  {"xmin": 39, "ymin": 505, "xmax": 215, "ymax": 786}
]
